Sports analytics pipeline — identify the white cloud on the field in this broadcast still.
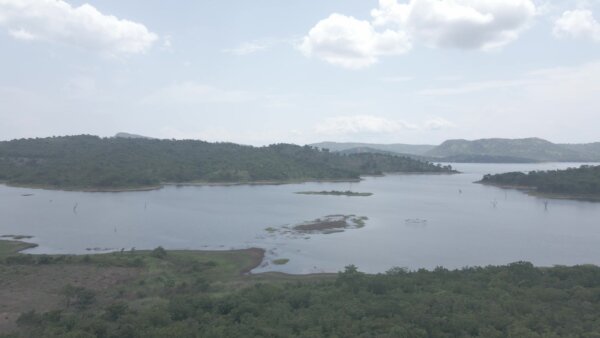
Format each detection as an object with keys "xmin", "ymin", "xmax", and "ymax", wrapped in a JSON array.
[
  {"xmin": 314, "ymin": 115, "xmax": 418, "ymax": 135},
  {"xmin": 0, "ymin": 0, "xmax": 158, "ymax": 55},
  {"xmin": 372, "ymin": 0, "xmax": 536, "ymax": 50},
  {"xmin": 299, "ymin": 13, "xmax": 411, "ymax": 69},
  {"xmin": 301, "ymin": 0, "xmax": 536, "ymax": 68},
  {"xmin": 141, "ymin": 82, "xmax": 256, "ymax": 105},
  {"xmin": 424, "ymin": 117, "xmax": 456, "ymax": 130},
  {"xmin": 553, "ymin": 9, "xmax": 600, "ymax": 41},
  {"xmin": 8, "ymin": 27, "xmax": 35, "ymax": 40}
]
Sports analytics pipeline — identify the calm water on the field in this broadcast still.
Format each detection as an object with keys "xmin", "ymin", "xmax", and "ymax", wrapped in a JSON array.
[{"xmin": 1, "ymin": 163, "xmax": 599, "ymax": 274}]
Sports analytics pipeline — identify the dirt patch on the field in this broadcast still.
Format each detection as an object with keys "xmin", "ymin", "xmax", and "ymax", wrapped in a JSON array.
[{"xmin": 0, "ymin": 264, "xmax": 141, "ymax": 333}]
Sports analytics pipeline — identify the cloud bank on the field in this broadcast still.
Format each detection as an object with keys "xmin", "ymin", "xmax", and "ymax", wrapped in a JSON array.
[
  {"xmin": 554, "ymin": 9, "xmax": 600, "ymax": 42},
  {"xmin": 299, "ymin": 13, "xmax": 411, "ymax": 69},
  {"xmin": 301, "ymin": 0, "xmax": 537, "ymax": 68},
  {"xmin": 0, "ymin": 0, "xmax": 158, "ymax": 55}
]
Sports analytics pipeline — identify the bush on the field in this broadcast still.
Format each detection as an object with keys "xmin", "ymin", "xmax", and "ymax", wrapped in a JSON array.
[
  {"xmin": 63, "ymin": 285, "xmax": 96, "ymax": 309},
  {"xmin": 104, "ymin": 302, "xmax": 128, "ymax": 321},
  {"xmin": 150, "ymin": 246, "xmax": 167, "ymax": 259},
  {"xmin": 5, "ymin": 254, "xmax": 35, "ymax": 265}
]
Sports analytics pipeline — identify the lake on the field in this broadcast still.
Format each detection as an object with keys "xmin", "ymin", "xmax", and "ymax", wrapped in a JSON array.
[{"xmin": 1, "ymin": 163, "xmax": 599, "ymax": 274}]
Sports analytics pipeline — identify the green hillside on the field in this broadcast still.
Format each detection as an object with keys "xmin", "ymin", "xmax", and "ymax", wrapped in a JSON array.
[
  {"xmin": 426, "ymin": 138, "xmax": 587, "ymax": 162},
  {"xmin": 310, "ymin": 142, "xmax": 436, "ymax": 155},
  {"xmin": 479, "ymin": 165, "xmax": 600, "ymax": 198},
  {"xmin": 0, "ymin": 135, "xmax": 454, "ymax": 190}
]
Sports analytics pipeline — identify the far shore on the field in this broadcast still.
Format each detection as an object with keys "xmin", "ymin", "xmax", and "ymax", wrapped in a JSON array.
[
  {"xmin": 476, "ymin": 181, "xmax": 600, "ymax": 202},
  {"xmin": 2, "ymin": 179, "xmax": 361, "ymax": 193},
  {"xmin": 1, "ymin": 172, "xmax": 451, "ymax": 193}
]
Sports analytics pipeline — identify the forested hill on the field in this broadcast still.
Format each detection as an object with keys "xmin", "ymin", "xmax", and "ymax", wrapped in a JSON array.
[
  {"xmin": 426, "ymin": 138, "xmax": 588, "ymax": 162},
  {"xmin": 314, "ymin": 138, "xmax": 600, "ymax": 163},
  {"xmin": 479, "ymin": 165, "xmax": 600, "ymax": 198},
  {"xmin": 0, "ymin": 135, "xmax": 454, "ymax": 190}
]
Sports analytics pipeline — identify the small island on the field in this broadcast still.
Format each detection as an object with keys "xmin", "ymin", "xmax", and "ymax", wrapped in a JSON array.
[
  {"xmin": 293, "ymin": 215, "xmax": 368, "ymax": 234},
  {"xmin": 264, "ymin": 215, "xmax": 368, "ymax": 238},
  {"xmin": 295, "ymin": 190, "xmax": 373, "ymax": 197},
  {"xmin": 478, "ymin": 165, "xmax": 600, "ymax": 200}
]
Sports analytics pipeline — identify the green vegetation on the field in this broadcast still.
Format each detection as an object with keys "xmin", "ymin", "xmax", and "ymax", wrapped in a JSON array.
[
  {"xmin": 3, "ymin": 240, "xmax": 600, "ymax": 337},
  {"xmin": 293, "ymin": 215, "xmax": 367, "ymax": 233},
  {"xmin": 0, "ymin": 240, "xmax": 37, "ymax": 259},
  {"xmin": 426, "ymin": 137, "xmax": 593, "ymax": 162},
  {"xmin": 353, "ymin": 216, "xmax": 368, "ymax": 228},
  {"xmin": 480, "ymin": 165, "xmax": 600, "ymax": 199},
  {"xmin": 0, "ymin": 235, "xmax": 33, "ymax": 240},
  {"xmin": 0, "ymin": 135, "xmax": 454, "ymax": 190},
  {"xmin": 272, "ymin": 258, "xmax": 290, "ymax": 265},
  {"xmin": 311, "ymin": 142, "xmax": 435, "ymax": 156},
  {"xmin": 313, "ymin": 138, "xmax": 600, "ymax": 162},
  {"xmin": 295, "ymin": 190, "xmax": 373, "ymax": 197}
]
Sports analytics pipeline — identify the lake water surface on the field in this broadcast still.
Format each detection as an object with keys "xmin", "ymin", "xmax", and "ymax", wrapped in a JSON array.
[{"xmin": 1, "ymin": 163, "xmax": 599, "ymax": 274}]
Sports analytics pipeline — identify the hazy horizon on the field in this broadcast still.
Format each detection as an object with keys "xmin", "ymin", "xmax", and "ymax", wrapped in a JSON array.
[
  {"xmin": 3, "ymin": 132, "xmax": 600, "ymax": 147},
  {"xmin": 3, "ymin": 0, "xmax": 600, "ymax": 146}
]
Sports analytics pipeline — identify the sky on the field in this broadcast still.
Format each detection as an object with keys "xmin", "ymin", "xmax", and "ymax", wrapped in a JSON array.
[{"xmin": 1, "ymin": 0, "xmax": 600, "ymax": 146}]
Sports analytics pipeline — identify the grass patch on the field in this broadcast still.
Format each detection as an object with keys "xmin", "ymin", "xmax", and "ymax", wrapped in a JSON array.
[
  {"xmin": 0, "ymin": 235, "xmax": 34, "ymax": 240},
  {"xmin": 0, "ymin": 240, "xmax": 37, "ymax": 259},
  {"xmin": 272, "ymin": 258, "xmax": 290, "ymax": 265}
]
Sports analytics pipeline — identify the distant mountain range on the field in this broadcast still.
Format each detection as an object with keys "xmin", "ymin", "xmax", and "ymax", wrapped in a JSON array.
[
  {"xmin": 310, "ymin": 142, "xmax": 436, "ymax": 156},
  {"xmin": 311, "ymin": 138, "xmax": 600, "ymax": 163},
  {"xmin": 114, "ymin": 132, "xmax": 154, "ymax": 139}
]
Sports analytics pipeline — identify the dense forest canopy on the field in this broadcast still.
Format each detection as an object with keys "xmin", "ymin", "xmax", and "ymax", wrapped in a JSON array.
[
  {"xmin": 10, "ymin": 256, "xmax": 600, "ymax": 338},
  {"xmin": 480, "ymin": 165, "xmax": 600, "ymax": 196},
  {"xmin": 0, "ymin": 135, "xmax": 454, "ymax": 189}
]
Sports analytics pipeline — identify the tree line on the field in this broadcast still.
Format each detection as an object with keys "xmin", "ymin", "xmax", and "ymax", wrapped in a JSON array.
[
  {"xmin": 11, "ymin": 261, "xmax": 600, "ymax": 337},
  {"xmin": 0, "ymin": 135, "xmax": 454, "ymax": 189},
  {"xmin": 480, "ymin": 165, "xmax": 600, "ymax": 196}
]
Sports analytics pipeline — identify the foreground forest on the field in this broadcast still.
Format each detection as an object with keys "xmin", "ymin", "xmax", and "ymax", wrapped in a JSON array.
[
  {"xmin": 480, "ymin": 165, "xmax": 600, "ymax": 198},
  {"xmin": 1, "ymin": 240, "xmax": 600, "ymax": 337},
  {"xmin": 0, "ymin": 136, "xmax": 454, "ymax": 190}
]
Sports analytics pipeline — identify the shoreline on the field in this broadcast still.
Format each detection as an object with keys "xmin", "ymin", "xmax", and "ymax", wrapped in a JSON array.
[
  {"xmin": 4, "ymin": 238, "xmax": 599, "ymax": 275},
  {"xmin": 476, "ymin": 181, "xmax": 600, "ymax": 202},
  {"xmin": 4, "ymin": 182, "xmax": 164, "ymax": 193},
  {"xmin": 3, "ymin": 178, "xmax": 364, "ymax": 193},
  {"xmin": 1, "ymin": 238, "xmax": 266, "ymax": 274},
  {"xmin": 1, "ymin": 172, "xmax": 452, "ymax": 193}
]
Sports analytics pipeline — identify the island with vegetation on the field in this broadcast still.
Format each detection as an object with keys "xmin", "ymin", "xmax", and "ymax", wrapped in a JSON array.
[
  {"xmin": 0, "ymin": 135, "xmax": 455, "ymax": 191},
  {"xmin": 264, "ymin": 215, "xmax": 368, "ymax": 238},
  {"xmin": 2, "ymin": 239, "xmax": 600, "ymax": 337},
  {"xmin": 295, "ymin": 190, "xmax": 373, "ymax": 197},
  {"xmin": 479, "ymin": 165, "xmax": 600, "ymax": 200}
]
